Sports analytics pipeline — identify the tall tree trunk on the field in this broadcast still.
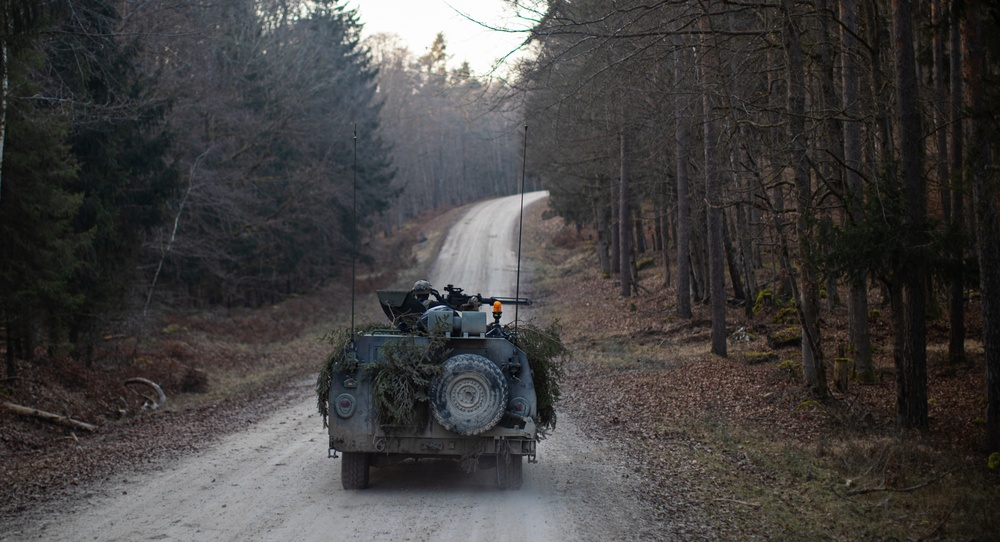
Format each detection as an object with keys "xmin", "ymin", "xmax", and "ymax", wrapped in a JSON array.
[
  {"xmin": 610, "ymin": 182, "xmax": 620, "ymax": 275},
  {"xmin": 767, "ymin": 47, "xmax": 792, "ymax": 303},
  {"xmin": 963, "ymin": 2, "xmax": 1000, "ymax": 453},
  {"xmin": 635, "ymin": 217, "xmax": 647, "ymax": 254},
  {"xmin": 723, "ymin": 214, "xmax": 745, "ymax": 303},
  {"xmin": 0, "ymin": 40, "xmax": 7, "ymax": 205},
  {"xmin": 840, "ymin": 0, "xmax": 875, "ymax": 381},
  {"xmin": 783, "ymin": 0, "xmax": 826, "ymax": 396},
  {"xmin": 594, "ymin": 191, "xmax": 612, "ymax": 276},
  {"xmin": 700, "ymin": 5, "xmax": 726, "ymax": 357},
  {"xmin": 949, "ymin": 1, "xmax": 966, "ymax": 366},
  {"xmin": 4, "ymin": 312, "xmax": 13, "ymax": 378},
  {"xmin": 932, "ymin": 0, "xmax": 965, "ymax": 369},
  {"xmin": 735, "ymin": 196, "xmax": 758, "ymax": 315},
  {"xmin": 675, "ymin": 47, "xmax": 693, "ymax": 319},
  {"xmin": 818, "ymin": 0, "xmax": 844, "ymax": 315},
  {"xmin": 891, "ymin": 0, "xmax": 928, "ymax": 429},
  {"xmin": 619, "ymin": 128, "xmax": 632, "ymax": 298}
]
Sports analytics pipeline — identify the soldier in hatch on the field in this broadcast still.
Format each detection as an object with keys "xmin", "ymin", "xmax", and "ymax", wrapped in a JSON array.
[{"xmin": 412, "ymin": 279, "xmax": 436, "ymax": 309}]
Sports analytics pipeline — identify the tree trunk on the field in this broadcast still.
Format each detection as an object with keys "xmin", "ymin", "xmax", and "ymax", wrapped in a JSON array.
[
  {"xmin": 949, "ymin": 2, "xmax": 966, "ymax": 366},
  {"xmin": 891, "ymin": 0, "xmax": 928, "ymax": 429},
  {"xmin": 700, "ymin": 5, "xmax": 726, "ymax": 357},
  {"xmin": 783, "ymin": 0, "xmax": 826, "ymax": 396},
  {"xmin": 594, "ymin": 194, "xmax": 612, "ymax": 276},
  {"xmin": 818, "ymin": 0, "xmax": 845, "ymax": 316},
  {"xmin": 4, "ymin": 312, "xmax": 13, "ymax": 378},
  {"xmin": 766, "ymin": 47, "xmax": 793, "ymax": 303},
  {"xmin": 610, "ymin": 182, "xmax": 620, "ymax": 275},
  {"xmin": 963, "ymin": 2, "xmax": 1000, "ymax": 453},
  {"xmin": 2, "ymin": 402, "xmax": 98, "ymax": 432},
  {"xmin": 634, "ymin": 217, "xmax": 647, "ymax": 255},
  {"xmin": 0, "ymin": 40, "xmax": 7, "ymax": 205},
  {"xmin": 619, "ymin": 128, "xmax": 632, "ymax": 298},
  {"xmin": 723, "ymin": 214, "xmax": 746, "ymax": 303},
  {"xmin": 840, "ymin": 0, "xmax": 875, "ymax": 382},
  {"xmin": 675, "ymin": 47, "xmax": 693, "ymax": 319}
]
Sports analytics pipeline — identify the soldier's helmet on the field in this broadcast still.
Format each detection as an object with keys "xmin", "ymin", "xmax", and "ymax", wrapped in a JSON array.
[{"xmin": 412, "ymin": 279, "xmax": 432, "ymax": 296}]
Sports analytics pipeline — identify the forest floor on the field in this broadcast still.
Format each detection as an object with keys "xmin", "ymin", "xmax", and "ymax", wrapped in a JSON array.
[{"xmin": 1, "ymin": 198, "xmax": 998, "ymax": 540}]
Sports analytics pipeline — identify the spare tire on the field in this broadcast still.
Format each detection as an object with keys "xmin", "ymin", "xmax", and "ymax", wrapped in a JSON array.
[{"xmin": 430, "ymin": 354, "xmax": 508, "ymax": 436}]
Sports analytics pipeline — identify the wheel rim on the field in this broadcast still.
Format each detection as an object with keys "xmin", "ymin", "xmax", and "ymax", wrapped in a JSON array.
[{"xmin": 430, "ymin": 354, "xmax": 508, "ymax": 435}]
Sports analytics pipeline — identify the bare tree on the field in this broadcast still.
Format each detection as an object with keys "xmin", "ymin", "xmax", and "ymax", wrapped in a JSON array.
[
  {"xmin": 782, "ymin": 0, "xmax": 826, "ymax": 396},
  {"xmin": 699, "ymin": 2, "xmax": 727, "ymax": 357},
  {"xmin": 840, "ymin": 0, "xmax": 874, "ymax": 381},
  {"xmin": 890, "ymin": 0, "xmax": 928, "ymax": 429},
  {"xmin": 962, "ymin": 1, "xmax": 1000, "ymax": 453}
]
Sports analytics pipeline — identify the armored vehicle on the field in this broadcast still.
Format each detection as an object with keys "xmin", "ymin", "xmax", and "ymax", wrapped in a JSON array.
[{"xmin": 325, "ymin": 283, "xmax": 538, "ymax": 490}]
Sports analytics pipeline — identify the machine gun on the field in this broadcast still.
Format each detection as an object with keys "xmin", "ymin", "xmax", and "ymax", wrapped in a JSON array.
[{"xmin": 439, "ymin": 284, "xmax": 531, "ymax": 312}]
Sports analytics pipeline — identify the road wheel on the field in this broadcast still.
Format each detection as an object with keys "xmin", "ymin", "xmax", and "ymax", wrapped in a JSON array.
[
  {"xmin": 341, "ymin": 452, "xmax": 370, "ymax": 489},
  {"xmin": 429, "ymin": 354, "xmax": 508, "ymax": 436},
  {"xmin": 496, "ymin": 454, "xmax": 523, "ymax": 490}
]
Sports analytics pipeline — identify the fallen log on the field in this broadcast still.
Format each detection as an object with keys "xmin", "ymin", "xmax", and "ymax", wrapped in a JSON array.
[
  {"xmin": 1, "ymin": 401, "xmax": 99, "ymax": 432},
  {"xmin": 124, "ymin": 377, "xmax": 167, "ymax": 410}
]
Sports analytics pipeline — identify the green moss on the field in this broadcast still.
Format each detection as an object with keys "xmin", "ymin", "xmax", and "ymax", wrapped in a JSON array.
[
  {"xmin": 744, "ymin": 351, "xmax": 778, "ymax": 365},
  {"xmin": 767, "ymin": 327, "xmax": 802, "ymax": 349},
  {"xmin": 774, "ymin": 307, "xmax": 798, "ymax": 324},
  {"xmin": 752, "ymin": 289, "xmax": 773, "ymax": 315}
]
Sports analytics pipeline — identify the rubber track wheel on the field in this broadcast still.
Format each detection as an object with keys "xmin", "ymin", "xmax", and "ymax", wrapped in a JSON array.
[
  {"xmin": 341, "ymin": 452, "xmax": 370, "ymax": 489},
  {"xmin": 496, "ymin": 454, "xmax": 523, "ymax": 490},
  {"xmin": 430, "ymin": 354, "xmax": 508, "ymax": 436}
]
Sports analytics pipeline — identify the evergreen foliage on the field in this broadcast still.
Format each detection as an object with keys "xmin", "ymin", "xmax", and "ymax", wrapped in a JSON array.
[
  {"xmin": 508, "ymin": 320, "xmax": 567, "ymax": 436},
  {"xmin": 0, "ymin": 6, "xmax": 84, "ymax": 367}
]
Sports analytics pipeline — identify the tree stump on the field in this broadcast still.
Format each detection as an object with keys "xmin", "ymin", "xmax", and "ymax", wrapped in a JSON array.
[{"xmin": 834, "ymin": 357, "xmax": 851, "ymax": 392}]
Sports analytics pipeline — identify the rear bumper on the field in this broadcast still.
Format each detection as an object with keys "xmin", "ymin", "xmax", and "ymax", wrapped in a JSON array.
[{"xmin": 330, "ymin": 418, "xmax": 537, "ymax": 458}]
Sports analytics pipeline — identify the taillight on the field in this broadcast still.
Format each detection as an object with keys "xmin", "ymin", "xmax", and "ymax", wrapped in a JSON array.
[
  {"xmin": 510, "ymin": 397, "xmax": 529, "ymax": 416},
  {"xmin": 335, "ymin": 393, "xmax": 356, "ymax": 418}
]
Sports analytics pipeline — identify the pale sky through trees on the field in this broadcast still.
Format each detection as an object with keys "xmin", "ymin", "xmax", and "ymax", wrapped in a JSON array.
[{"xmin": 348, "ymin": 0, "xmax": 530, "ymax": 75}]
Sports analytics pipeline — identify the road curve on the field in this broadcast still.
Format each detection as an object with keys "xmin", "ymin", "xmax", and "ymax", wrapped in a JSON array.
[
  {"xmin": 3, "ymin": 192, "xmax": 648, "ymax": 542},
  {"xmin": 428, "ymin": 191, "xmax": 548, "ymax": 305}
]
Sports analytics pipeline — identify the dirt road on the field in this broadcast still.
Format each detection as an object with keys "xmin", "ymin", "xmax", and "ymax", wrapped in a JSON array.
[{"xmin": 4, "ymin": 192, "xmax": 652, "ymax": 541}]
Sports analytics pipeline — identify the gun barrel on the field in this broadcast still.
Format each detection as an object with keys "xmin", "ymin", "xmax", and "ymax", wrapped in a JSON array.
[{"xmin": 489, "ymin": 296, "xmax": 531, "ymax": 306}]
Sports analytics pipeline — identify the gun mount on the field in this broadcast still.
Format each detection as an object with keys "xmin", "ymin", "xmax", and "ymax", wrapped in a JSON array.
[{"xmin": 377, "ymin": 283, "xmax": 530, "ymax": 334}]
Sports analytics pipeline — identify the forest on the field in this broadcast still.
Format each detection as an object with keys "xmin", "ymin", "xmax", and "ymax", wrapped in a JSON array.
[
  {"xmin": 1, "ymin": 0, "xmax": 999, "ymax": 460},
  {"xmin": 510, "ymin": 0, "xmax": 1000, "ymax": 457},
  {"xmin": 0, "ymin": 1, "xmax": 521, "ymax": 373}
]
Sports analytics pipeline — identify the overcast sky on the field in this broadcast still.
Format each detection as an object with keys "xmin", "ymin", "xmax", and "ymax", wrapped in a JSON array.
[{"xmin": 347, "ymin": 0, "xmax": 534, "ymax": 76}]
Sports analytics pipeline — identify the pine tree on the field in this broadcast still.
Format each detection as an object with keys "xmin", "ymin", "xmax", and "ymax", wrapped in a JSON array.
[
  {"xmin": 0, "ymin": 33, "xmax": 82, "ymax": 375},
  {"xmin": 45, "ymin": 0, "xmax": 178, "ymax": 359}
]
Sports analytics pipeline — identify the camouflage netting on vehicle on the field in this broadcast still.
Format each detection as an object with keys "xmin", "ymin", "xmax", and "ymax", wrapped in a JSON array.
[
  {"xmin": 367, "ymin": 335, "xmax": 448, "ymax": 428},
  {"xmin": 316, "ymin": 323, "xmax": 388, "ymax": 426},
  {"xmin": 316, "ymin": 325, "xmax": 448, "ymax": 429},
  {"xmin": 507, "ymin": 320, "xmax": 567, "ymax": 436}
]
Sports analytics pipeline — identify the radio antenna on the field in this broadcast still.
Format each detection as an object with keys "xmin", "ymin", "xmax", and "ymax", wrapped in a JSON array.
[
  {"xmin": 514, "ymin": 125, "xmax": 528, "ymax": 342},
  {"xmin": 350, "ymin": 124, "xmax": 358, "ymax": 342}
]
